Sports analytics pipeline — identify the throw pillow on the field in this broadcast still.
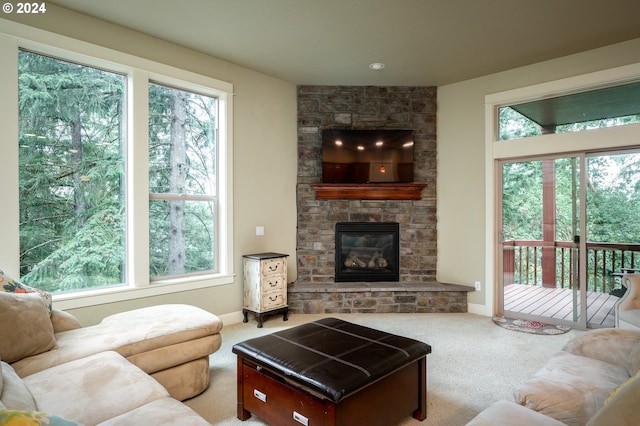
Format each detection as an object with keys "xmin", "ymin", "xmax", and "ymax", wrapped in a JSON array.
[
  {"xmin": 0, "ymin": 292, "xmax": 56, "ymax": 363},
  {"xmin": 0, "ymin": 269, "xmax": 52, "ymax": 315},
  {"xmin": 0, "ymin": 410, "xmax": 83, "ymax": 426},
  {"xmin": 0, "ymin": 362, "xmax": 37, "ymax": 411}
]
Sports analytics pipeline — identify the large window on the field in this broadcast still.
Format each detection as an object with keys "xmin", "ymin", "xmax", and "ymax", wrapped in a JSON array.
[
  {"xmin": 18, "ymin": 50, "xmax": 126, "ymax": 292},
  {"xmin": 8, "ymin": 40, "xmax": 233, "ymax": 299},
  {"xmin": 148, "ymin": 83, "xmax": 218, "ymax": 279},
  {"xmin": 499, "ymin": 81, "xmax": 640, "ymax": 141}
]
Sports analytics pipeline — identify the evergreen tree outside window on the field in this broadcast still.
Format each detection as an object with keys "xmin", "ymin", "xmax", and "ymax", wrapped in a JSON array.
[{"xmin": 18, "ymin": 50, "xmax": 126, "ymax": 293}]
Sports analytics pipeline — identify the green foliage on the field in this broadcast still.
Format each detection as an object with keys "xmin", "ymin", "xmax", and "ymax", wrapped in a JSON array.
[
  {"xmin": 498, "ymin": 107, "xmax": 541, "ymax": 140},
  {"xmin": 502, "ymin": 153, "xmax": 640, "ymax": 292},
  {"xmin": 502, "ymin": 161, "xmax": 543, "ymax": 240},
  {"xmin": 18, "ymin": 52, "xmax": 220, "ymax": 291},
  {"xmin": 18, "ymin": 50, "xmax": 126, "ymax": 292}
]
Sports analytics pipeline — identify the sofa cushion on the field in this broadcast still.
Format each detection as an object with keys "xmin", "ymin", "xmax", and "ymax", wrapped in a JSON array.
[
  {"xmin": 49, "ymin": 310, "xmax": 82, "ymax": 333},
  {"xmin": 24, "ymin": 351, "xmax": 169, "ymax": 426},
  {"xmin": 627, "ymin": 341, "xmax": 640, "ymax": 376},
  {"xmin": 587, "ymin": 369, "xmax": 640, "ymax": 426},
  {"xmin": 0, "ymin": 362, "xmax": 36, "ymax": 411},
  {"xmin": 0, "ymin": 269, "xmax": 52, "ymax": 314},
  {"xmin": 466, "ymin": 400, "xmax": 567, "ymax": 426},
  {"xmin": 514, "ymin": 351, "xmax": 630, "ymax": 426},
  {"xmin": 562, "ymin": 328, "xmax": 640, "ymax": 371},
  {"xmin": 0, "ymin": 292, "xmax": 56, "ymax": 363},
  {"xmin": 604, "ymin": 369, "xmax": 640, "ymax": 403},
  {"xmin": 96, "ymin": 398, "xmax": 211, "ymax": 426},
  {"xmin": 0, "ymin": 410, "xmax": 82, "ymax": 426}
]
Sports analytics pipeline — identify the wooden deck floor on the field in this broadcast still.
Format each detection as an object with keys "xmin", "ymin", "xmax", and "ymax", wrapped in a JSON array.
[{"xmin": 504, "ymin": 284, "xmax": 620, "ymax": 328}]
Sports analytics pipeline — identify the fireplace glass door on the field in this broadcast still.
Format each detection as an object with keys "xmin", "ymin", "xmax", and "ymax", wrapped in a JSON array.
[{"xmin": 335, "ymin": 222, "xmax": 399, "ymax": 282}]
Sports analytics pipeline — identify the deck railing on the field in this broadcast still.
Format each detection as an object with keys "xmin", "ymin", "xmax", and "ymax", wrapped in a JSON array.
[{"xmin": 503, "ymin": 240, "xmax": 640, "ymax": 293}]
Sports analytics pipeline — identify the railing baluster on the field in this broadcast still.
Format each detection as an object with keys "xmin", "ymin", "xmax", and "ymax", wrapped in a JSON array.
[
  {"xmin": 592, "ymin": 250, "xmax": 598, "ymax": 293},
  {"xmin": 533, "ymin": 246, "xmax": 536, "ymax": 285},
  {"xmin": 560, "ymin": 247, "xmax": 566, "ymax": 288},
  {"xmin": 610, "ymin": 251, "xmax": 617, "ymax": 293}
]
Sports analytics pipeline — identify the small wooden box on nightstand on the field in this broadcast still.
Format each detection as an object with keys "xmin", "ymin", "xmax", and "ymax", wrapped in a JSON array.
[{"xmin": 242, "ymin": 252, "xmax": 289, "ymax": 328}]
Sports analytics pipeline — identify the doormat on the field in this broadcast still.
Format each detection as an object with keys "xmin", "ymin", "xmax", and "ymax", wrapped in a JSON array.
[{"xmin": 492, "ymin": 316, "xmax": 571, "ymax": 335}]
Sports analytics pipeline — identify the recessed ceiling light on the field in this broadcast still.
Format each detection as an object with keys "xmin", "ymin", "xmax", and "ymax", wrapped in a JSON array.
[{"xmin": 369, "ymin": 62, "xmax": 385, "ymax": 71}]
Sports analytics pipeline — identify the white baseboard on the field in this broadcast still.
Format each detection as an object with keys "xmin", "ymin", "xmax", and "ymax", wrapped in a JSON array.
[
  {"xmin": 218, "ymin": 310, "xmax": 244, "ymax": 326},
  {"xmin": 467, "ymin": 303, "xmax": 491, "ymax": 317}
]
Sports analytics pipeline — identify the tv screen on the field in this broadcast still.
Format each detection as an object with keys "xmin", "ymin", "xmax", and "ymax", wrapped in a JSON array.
[{"xmin": 321, "ymin": 129, "xmax": 414, "ymax": 183}]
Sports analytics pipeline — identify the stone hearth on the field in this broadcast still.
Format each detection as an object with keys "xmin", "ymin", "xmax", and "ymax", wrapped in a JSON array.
[{"xmin": 288, "ymin": 282, "xmax": 470, "ymax": 314}]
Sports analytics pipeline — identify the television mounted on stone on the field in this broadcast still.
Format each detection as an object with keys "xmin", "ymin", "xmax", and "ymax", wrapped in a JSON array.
[{"xmin": 321, "ymin": 129, "xmax": 414, "ymax": 183}]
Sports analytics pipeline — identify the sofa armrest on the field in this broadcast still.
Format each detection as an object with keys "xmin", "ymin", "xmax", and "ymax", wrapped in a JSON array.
[
  {"xmin": 619, "ymin": 274, "xmax": 640, "ymax": 311},
  {"xmin": 562, "ymin": 328, "xmax": 640, "ymax": 372},
  {"xmin": 50, "ymin": 309, "xmax": 82, "ymax": 333}
]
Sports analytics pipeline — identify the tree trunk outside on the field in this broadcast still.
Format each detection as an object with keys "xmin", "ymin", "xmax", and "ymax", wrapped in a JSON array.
[
  {"xmin": 168, "ymin": 91, "xmax": 188, "ymax": 275},
  {"xmin": 71, "ymin": 119, "xmax": 86, "ymax": 229}
]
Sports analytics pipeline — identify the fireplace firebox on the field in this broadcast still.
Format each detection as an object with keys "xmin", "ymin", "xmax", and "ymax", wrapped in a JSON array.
[{"xmin": 335, "ymin": 222, "xmax": 400, "ymax": 282}]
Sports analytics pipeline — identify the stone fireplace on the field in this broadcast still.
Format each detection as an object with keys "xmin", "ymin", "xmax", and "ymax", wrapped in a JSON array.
[{"xmin": 289, "ymin": 85, "xmax": 471, "ymax": 314}]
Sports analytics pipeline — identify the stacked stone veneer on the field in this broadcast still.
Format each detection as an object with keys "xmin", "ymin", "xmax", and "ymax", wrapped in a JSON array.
[{"xmin": 292, "ymin": 85, "xmax": 470, "ymax": 314}]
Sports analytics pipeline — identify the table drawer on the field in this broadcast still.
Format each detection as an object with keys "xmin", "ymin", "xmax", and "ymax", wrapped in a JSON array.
[
  {"xmin": 242, "ymin": 364, "xmax": 329, "ymax": 426},
  {"xmin": 261, "ymin": 257, "xmax": 286, "ymax": 275},
  {"xmin": 261, "ymin": 289, "xmax": 286, "ymax": 310},
  {"xmin": 263, "ymin": 273, "xmax": 285, "ymax": 291}
]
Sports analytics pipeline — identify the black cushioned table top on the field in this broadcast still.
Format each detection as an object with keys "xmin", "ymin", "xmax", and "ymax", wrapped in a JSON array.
[{"xmin": 232, "ymin": 317, "xmax": 431, "ymax": 403}]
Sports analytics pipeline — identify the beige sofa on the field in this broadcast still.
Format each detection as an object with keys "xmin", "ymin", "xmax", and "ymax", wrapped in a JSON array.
[
  {"xmin": 616, "ymin": 274, "xmax": 640, "ymax": 330},
  {"xmin": 467, "ymin": 328, "xmax": 640, "ymax": 426},
  {"xmin": 0, "ymin": 290, "xmax": 223, "ymax": 425}
]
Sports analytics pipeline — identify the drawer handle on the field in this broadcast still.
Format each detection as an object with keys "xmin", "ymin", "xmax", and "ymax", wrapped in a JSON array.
[
  {"xmin": 268, "ymin": 263, "xmax": 280, "ymax": 271},
  {"xmin": 293, "ymin": 411, "xmax": 309, "ymax": 426},
  {"xmin": 268, "ymin": 295, "xmax": 279, "ymax": 301},
  {"xmin": 253, "ymin": 389, "xmax": 267, "ymax": 403},
  {"xmin": 268, "ymin": 280, "xmax": 279, "ymax": 287}
]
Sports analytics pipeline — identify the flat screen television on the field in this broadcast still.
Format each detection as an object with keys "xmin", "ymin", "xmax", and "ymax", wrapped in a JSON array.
[{"xmin": 321, "ymin": 129, "xmax": 414, "ymax": 183}]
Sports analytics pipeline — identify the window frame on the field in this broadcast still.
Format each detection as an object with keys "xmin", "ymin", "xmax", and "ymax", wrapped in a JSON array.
[
  {"xmin": 146, "ymin": 81, "xmax": 221, "ymax": 281},
  {"xmin": 0, "ymin": 22, "xmax": 234, "ymax": 310},
  {"xmin": 479, "ymin": 62, "xmax": 640, "ymax": 317}
]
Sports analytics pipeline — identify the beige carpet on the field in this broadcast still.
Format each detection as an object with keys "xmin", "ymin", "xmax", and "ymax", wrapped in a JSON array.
[{"xmin": 185, "ymin": 313, "xmax": 583, "ymax": 425}]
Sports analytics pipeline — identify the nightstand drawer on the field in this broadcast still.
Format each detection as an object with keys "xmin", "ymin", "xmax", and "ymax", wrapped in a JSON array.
[
  {"xmin": 263, "ymin": 274, "xmax": 285, "ymax": 291},
  {"xmin": 261, "ymin": 257, "xmax": 286, "ymax": 275},
  {"xmin": 261, "ymin": 289, "xmax": 286, "ymax": 309}
]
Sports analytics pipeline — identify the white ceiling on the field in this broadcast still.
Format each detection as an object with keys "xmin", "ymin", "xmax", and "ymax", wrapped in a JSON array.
[{"xmin": 49, "ymin": 0, "xmax": 640, "ymax": 86}]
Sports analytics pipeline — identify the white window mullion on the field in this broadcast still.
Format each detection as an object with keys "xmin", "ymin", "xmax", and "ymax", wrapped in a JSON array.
[
  {"xmin": 217, "ymin": 94, "xmax": 233, "ymax": 277},
  {"xmin": 127, "ymin": 69, "xmax": 151, "ymax": 288}
]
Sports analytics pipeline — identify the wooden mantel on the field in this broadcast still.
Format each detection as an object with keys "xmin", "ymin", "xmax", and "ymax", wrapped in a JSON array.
[{"xmin": 311, "ymin": 183, "xmax": 428, "ymax": 200}]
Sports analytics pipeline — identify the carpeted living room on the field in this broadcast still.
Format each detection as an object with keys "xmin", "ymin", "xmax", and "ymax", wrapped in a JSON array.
[
  {"xmin": 185, "ymin": 312, "xmax": 579, "ymax": 425},
  {"xmin": 2, "ymin": 1, "xmax": 640, "ymax": 426}
]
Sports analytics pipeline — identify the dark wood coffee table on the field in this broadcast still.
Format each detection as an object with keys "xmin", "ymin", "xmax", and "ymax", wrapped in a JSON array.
[{"xmin": 233, "ymin": 317, "xmax": 431, "ymax": 426}]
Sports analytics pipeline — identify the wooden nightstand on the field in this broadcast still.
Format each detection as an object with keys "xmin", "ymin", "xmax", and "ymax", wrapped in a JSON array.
[{"xmin": 242, "ymin": 252, "xmax": 289, "ymax": 328}]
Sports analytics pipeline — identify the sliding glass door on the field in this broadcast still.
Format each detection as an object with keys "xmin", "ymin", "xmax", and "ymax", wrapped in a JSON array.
[
  {"xmin": 499, "ymin": 155, "xmax": 583, "ymax": 328},
  {"xmin": 499, "ymin": 150, "xmax": 640, "ymax": 329}
]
